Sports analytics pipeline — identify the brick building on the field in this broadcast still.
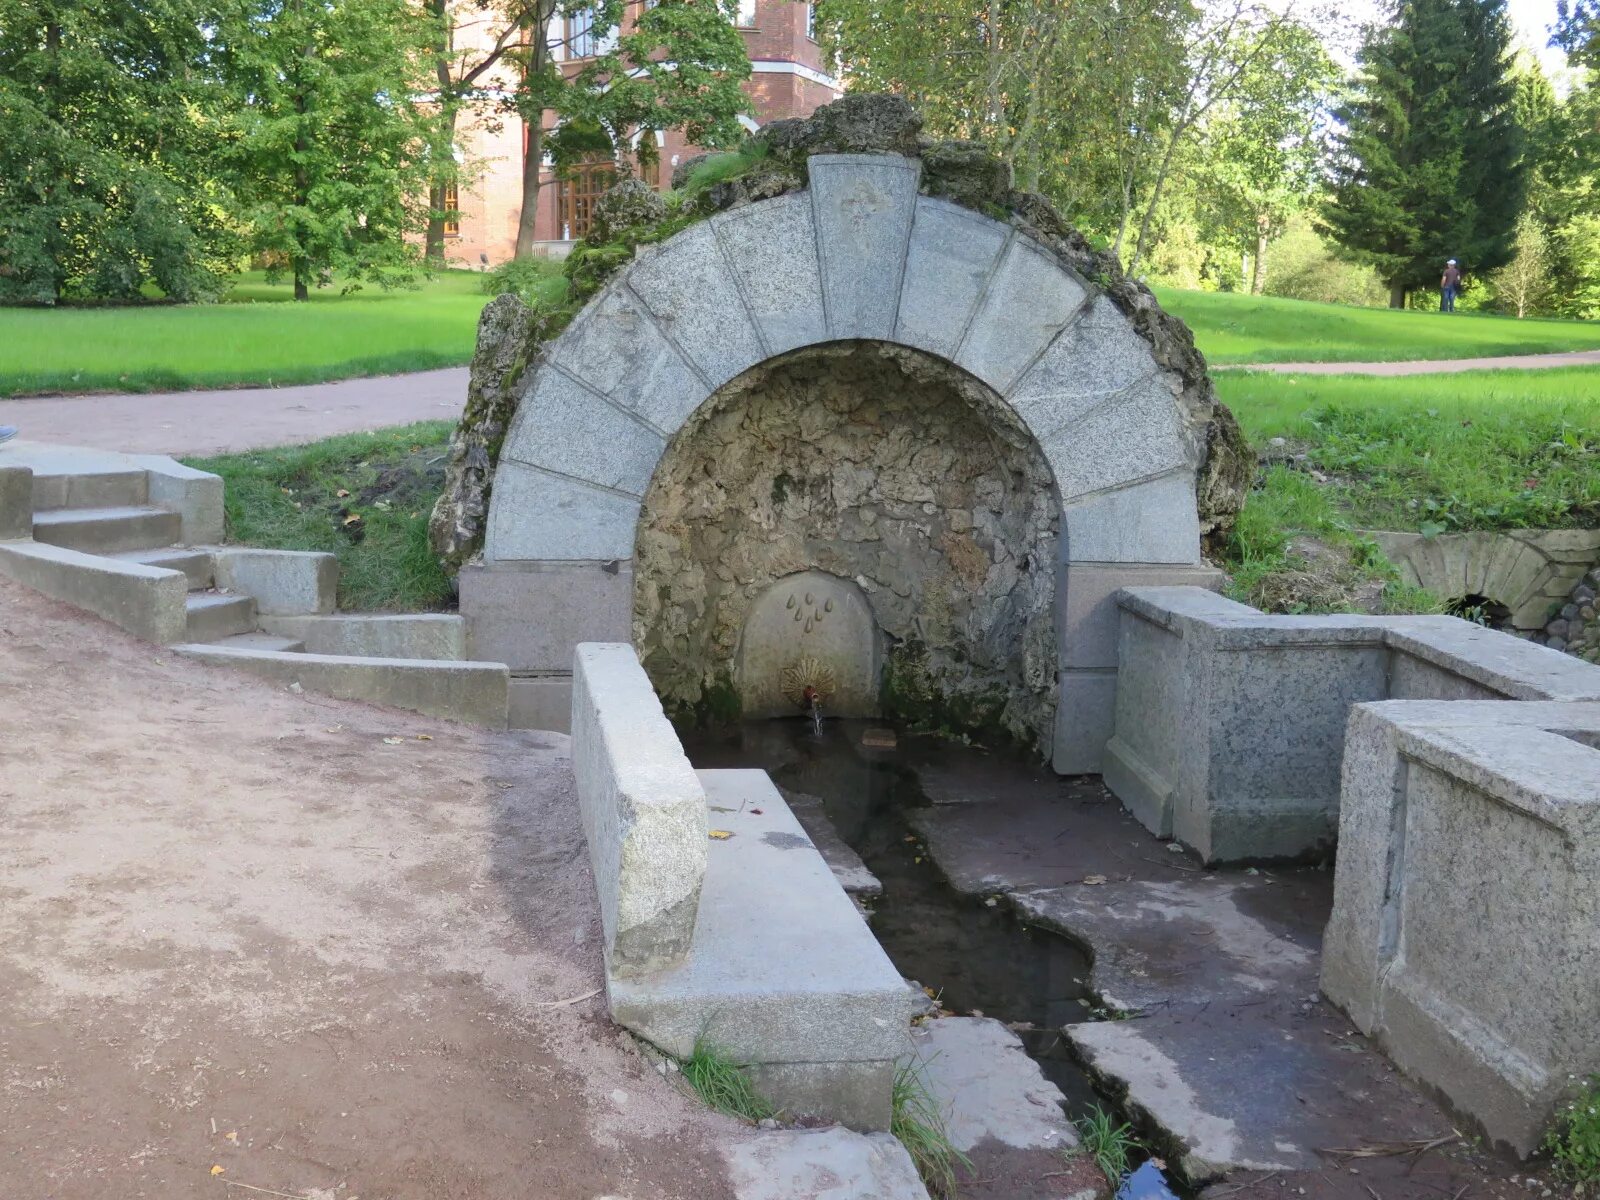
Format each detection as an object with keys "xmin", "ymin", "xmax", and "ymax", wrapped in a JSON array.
[{"xmin": 442, "ymin": 0, "xmax": 839, "ymax": 267}]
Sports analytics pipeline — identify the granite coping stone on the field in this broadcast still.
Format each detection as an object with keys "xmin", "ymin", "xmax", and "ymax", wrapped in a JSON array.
[
  {"xmin": 607, "ymin": 768, "xmax": 914, "ymax": 1066},
  {"xmin": 572, "ymin": 643, "xmax": 707, "ymax": 976}
]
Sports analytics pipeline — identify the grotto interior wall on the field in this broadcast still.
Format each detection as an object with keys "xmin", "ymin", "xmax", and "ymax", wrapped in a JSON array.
[{"xmin": 632, "ymin": 341, "xmax": 1060, "ymax": 749}]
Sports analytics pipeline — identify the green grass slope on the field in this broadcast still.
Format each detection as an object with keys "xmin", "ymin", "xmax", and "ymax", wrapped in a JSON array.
[
  {"xmin": 1158, "ymin": 289, "xmax": 1600, "ymax": 365},
  {"xmin": 0, "ymin": 268, "xmax": 562, "ymax": 397}
]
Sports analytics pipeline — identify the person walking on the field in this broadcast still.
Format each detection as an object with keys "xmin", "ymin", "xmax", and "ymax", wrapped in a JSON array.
[{"xmin": 1440, "ymin": 259, "xmax": 1462, "ymax": 312}]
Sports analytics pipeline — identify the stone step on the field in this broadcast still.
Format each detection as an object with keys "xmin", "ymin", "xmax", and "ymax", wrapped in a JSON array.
[
  {"xmin": 207, "ymin": 631, "xmax": 306, "ymax": 654},
  {"xmin": 32, "ymin": 505, "xmax": 181, "ymax": 555},
  {"xmin": 184, "ymin": 592, "xmax": 257, "ymax": 642},
  {"xmin": 111, "ymin": 548, "xmax": 214, "ymax": 591},
  {"xmin": 30, "ymin": 468, "xmax": 148, "ymax": 511}
]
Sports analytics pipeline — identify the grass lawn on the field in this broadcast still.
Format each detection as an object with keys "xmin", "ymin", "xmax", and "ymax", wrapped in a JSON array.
[
  {"xmin": 0, "ymin": 267, "xmax": 562, "ymax": 397},
  {"xmin": 1214, "ymin": 367, "xmax": 1600, "ymax": 611},
  {"xmin": 1158, "ymin": 289, "xmax": 1600, "ymax": 366},
  {"xmin": 184, "ymin": 423, "xmax": 456, "ymax": 613}
]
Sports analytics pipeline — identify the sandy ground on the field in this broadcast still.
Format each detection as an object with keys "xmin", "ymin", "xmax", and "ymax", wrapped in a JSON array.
[
  {"xmin": 0, "ymin": 369, "xmax": 468, "ymax": 457},
  {"xmin": 0, "ymin": 576, "xmax": 741, "ymax": 1200}
]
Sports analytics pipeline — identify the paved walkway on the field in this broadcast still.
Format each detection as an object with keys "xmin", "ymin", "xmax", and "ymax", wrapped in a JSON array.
[
  {"xmin": 3, "ymin": 343, "xmax": 1596, "ymax": 461},
  {"xmin": 0, "ymin": 367, "xmax": 469, "ymax": 457},
  {"xmin": 1229, "ymin": 348, "xmax": 1600, "ymax": 375}
]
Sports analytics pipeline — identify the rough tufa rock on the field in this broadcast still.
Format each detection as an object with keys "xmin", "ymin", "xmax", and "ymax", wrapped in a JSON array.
[
  {"xmin": 428, "ymin": 293, "xmax": 550, "ymax": 575},
  {"xmin": 758, "ymin": 93, "xmax": 924, "ymax": 163},
  {"xmin": 921, "ymin": 140, "xmax": 1013, "ymax": 212},
  {"xmin": 585, "ymin": 177, "xmax": 669, "ymax": 244}
]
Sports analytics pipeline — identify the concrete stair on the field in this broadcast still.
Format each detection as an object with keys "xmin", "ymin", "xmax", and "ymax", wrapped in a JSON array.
[
  {"xmin": 184, "ymin": 592, "xmax": 258, "ymax": 642},
  {"xmin": 2, "ymin": 440, "xmax": 512, "ymax": 727},
  {"xmin": 30, "ymin": 467, "xmax": 148, "ymax": 511},
  {"xmin": 113, "ymin": 547, "xmax": 215, "ymax": 590},
  {"xmin": 208, "ymin": 631, "xmax": 307, "ymax": 653},
  {"xmin": 33, "ymin": 505, "xmax": 181, "ymax": 554}
]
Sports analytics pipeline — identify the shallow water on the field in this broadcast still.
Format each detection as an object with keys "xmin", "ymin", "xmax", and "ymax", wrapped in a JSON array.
[{"xmin": 681, "ymin": 718, "xmax": 1104, "ymax": 1115}]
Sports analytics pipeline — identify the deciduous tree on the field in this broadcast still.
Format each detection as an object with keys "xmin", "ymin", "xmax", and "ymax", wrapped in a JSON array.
[
  {"xmin": 0, "ymin": 0, "xmax": 235, "ymax": 303},
  {"xmin": 220, "ymin": 0, "xmax": 441, "ymax": 299}
]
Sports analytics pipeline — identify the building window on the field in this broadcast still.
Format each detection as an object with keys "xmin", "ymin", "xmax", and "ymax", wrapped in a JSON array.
[
  {"xmin": 558, "ymin": 156, "xmax": 618, "ymax": 240},
  {"xmin": 736, "ymin": 0, "xmax": 757, "ymax": 26},
  {"xmin": 442, "ymin": 181, "xmax": 460, "ymax": 238},
  {"xmin": 565, "ymin": 7, "xmax": 597, "ymax": 58},
  {"xmin": 804, "ymin": 1, "xmax": 816, "ymax": 38}
]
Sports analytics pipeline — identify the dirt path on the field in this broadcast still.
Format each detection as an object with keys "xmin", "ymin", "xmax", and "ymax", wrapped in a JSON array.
[
  {"xmin": 0, "ymin": 576, "xmax": 742, "ymax": 1200},
  {"xmin": 1226, "ymin": 348, "xmax": 1600, "ymax": 375},
  {"xmin": 0, "ymin": 369, "xmax": 469, "ymax": 457}
]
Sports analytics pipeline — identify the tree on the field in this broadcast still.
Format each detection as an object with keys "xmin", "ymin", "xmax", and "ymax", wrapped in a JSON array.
[
  {"xmin": 505, "ymin": 0, "xmax": 751, "ymax": 259},
  {"xmin": 0, "ymin": 0, "xmax": 234, "ymax": 303},
  {"xmin": 1322, "ymin": 0, "xmax": 1526, "ymax": 308},
  {"xmin": 421, "ymin": 0, "xmax": 547, "ymax": 264},
  {"xmin": 1185, "ymin": 18, "xmax": 1336, "ymax": 290},
  {"xmin": 817, "ymin": 0, "xmax": 1195, "ymax": 243},
  {"xmin": 1124, "ymin": 2, "xmax": 1333, "ymax": 275},
  {"xmin": 220, "ymin": 0, "xmax": 441, "ymax": 299},
  {"xmin": 1490, "ymin": 210, "xmax": 1554, "ymax": 315}
]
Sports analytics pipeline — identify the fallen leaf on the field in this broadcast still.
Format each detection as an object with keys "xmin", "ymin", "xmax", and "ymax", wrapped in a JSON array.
[
  {"xmin": 325, "ymin": 725, "xmax": 342, "ymax": 733},
  {"xmin": 708, "ymin": 830, "xmax": 733, "ymax": 840},
  {"xmin": 382, "ymin": 737, "xmax": 403, "ymax": 745},
  {"xmin": 748, "ymin": 807, "xmax": 762, "ymax": 815},
  {"xmin": 210, "ymin": 1165, "xmax": 226, "ymax": 1176},
  {"xmin": 224, "ymin": 1131, "xmax": 238, "ymax": 1144},
  {"xmin": 336, "ymin": 488, "xmax": 350, "ymax": 498},
  {"xmin": 415, "ymin": 734, "xmax": 432, "ymax": 741},
  {"xmin": 1083, "ymin": 874, "xmax": 1107, "ymax": 886},
  {"xmin": 914, "ymin": 856, "xmax": 923, "ymax": 864},
  {"xmin": 342, "ymin": 513, "xmax": 362, "ymax": 526},
  {"xmin": 1166, "ymin": 842, "xmax": 1185, "ymax": 853}
]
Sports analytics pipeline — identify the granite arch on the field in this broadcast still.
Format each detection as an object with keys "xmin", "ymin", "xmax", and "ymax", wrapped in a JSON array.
[{"xmin": 479, "ymin": 153, "xmax": 1219, "ymax": 769}]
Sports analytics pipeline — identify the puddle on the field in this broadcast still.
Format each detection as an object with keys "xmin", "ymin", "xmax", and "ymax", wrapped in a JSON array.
[{"xmin": 682, "ymin": 718, "xmax": 1103, "ymax": 1116}]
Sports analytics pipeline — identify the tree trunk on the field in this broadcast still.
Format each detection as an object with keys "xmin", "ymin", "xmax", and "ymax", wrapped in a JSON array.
[
  {"xmin": 514, "ymin": 118, "xmax": 545, "ymax": 259},
  {"xmin": 294, "ymin": 276, "xmax": 309, "ymax": 302},
  {"xmin": 1388, "ymin": 284, "xmax": 1406, "ymax": 310},
  {"xmin": 1252, "ymin": 215, "xmax": 1269, "ymax": 294}
]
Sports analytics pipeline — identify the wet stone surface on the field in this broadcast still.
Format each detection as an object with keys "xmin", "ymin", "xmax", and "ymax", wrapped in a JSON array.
[{"xmin": 685, "ymin": 719, "xmax": 1551, "ymax": 1200}]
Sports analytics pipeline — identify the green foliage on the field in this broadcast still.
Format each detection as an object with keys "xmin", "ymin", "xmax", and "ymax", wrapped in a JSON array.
[
  {"xmin": 1489, "ymin": 212, "xmax": 1556, "ymax": 317},
  {"xmin": 1545, "ymin": 1075, "xmax": 1600, "ymax": 1189},
  {"xmin": 677, "ymin": 140, "xmax": 771, "ymax": 196},
  {"xmin": 891, "ymin": 1058, "xmax": 969, "ymax": 1199},
  {"xmin": 219, "ymin": 0, "xmax": 442, "ymax": 299},
  {"xmin": 505, "ymin": 0, "xmax": 752, "ymax": 258},
  {"xmin": 678, "ymin": 1038, "xmax": 774, "ymax": 1122},
  {"xmin": 818, "ymin": 0, "xmax": 1193, "ymax": 238},
  {"xmin": 0, "ymin": 0, "xmax": 235, "ymax": 303},
  {"xmin": 1323, "ymin": 0, "xmax": 1526, "ymax": 304},
  {"xmin": 1261, "ymin": 216, "xmax": 1390, "ymax": 307},
  {"xmin": 0, "ymin": 270, "xmax": 492, "ymax": 396},
  {"xmin": 1075, "ymin": 1105, "xmax": 1138, "ymax": 1189},
  {"xmin": 185, "ymin": 423, "xmax": 456, "ymax": 612},
  {"xmin": 481, "ymin": 257, "xmax": 568, "ymax": 306}
]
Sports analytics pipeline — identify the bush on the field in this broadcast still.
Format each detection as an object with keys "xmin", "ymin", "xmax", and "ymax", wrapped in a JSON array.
[
  {"xmin": 1546, "ymin": 1075, "xmax": 1600, "ymax": 1190},
  {"xmin": 480, "ymin": 257, "xmax": 564, "ymax": 305},
  {"xmin": 1263, "ymin": 215, "xmax": 1388, "ymax": 308}
]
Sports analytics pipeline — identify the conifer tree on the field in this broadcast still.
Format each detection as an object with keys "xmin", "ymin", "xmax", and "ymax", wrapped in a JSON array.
[{"xmin": 1323, "ymin": 0, "xmax": 1525, "ymax": 307}]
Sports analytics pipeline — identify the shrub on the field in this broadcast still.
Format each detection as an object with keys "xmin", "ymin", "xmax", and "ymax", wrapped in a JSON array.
[{"xmin": 1546, "ymin": 1075, "xmax": 1600, "ymax": 1190}]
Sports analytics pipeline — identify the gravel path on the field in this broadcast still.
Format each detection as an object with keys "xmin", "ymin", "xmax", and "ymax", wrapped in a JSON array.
[
  {"xmin": 0, "ymin": 368, "xmax": 469, "ymax": 457},
  {"xmin": 1225, "ymin": 348, "xmax": 1600, "ymax": 375},
  {"xmin": 0, "ymin": 577, "xmax": 742, "ymax": 1200}
]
